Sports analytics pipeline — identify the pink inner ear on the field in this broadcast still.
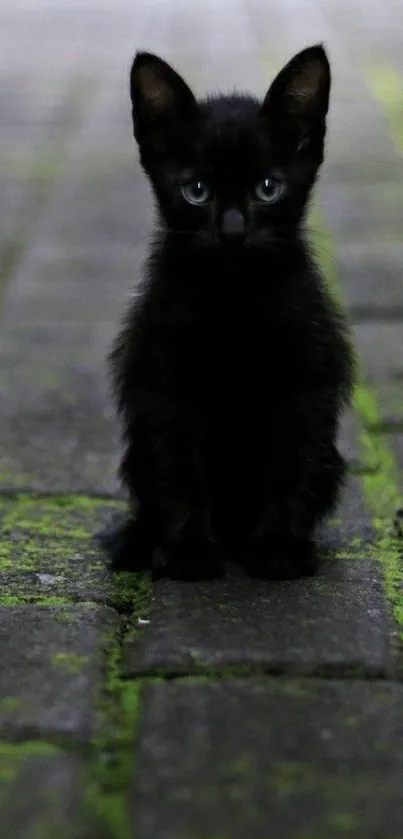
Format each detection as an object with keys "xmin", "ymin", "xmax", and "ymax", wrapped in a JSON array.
[{"xmin": 137, "ymin": 66, "xmax": 174, "ymax": 109}]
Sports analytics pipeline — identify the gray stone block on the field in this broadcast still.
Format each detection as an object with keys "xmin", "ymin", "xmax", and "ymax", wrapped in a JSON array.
[
  {"xmin": 125, "ymin": 570, "xmax": 391, "ymax": 676},
  {"xmin": 362, "ymin": 383, "xmax": 403, "ymax": 431},
  {"xmin": 321, "ymin": 182, "xmax": 403, "ymax": 244},
  {"xmin": 0, "ymin": 746, "xmax": 105, "ymax": 839},
  {"xmin": 0, "ymin": 320, "xmax": 122, "ymax": 495},
  {"xmin": 0, "ymin": 11, "xmax": 152, "ymax": 497},
  {"xmin": 352, "ymin": 325, "xmax": 403, "ymax": 493},
  {"xmin": 0, "ymin": 605, "xmax": 119, "ymax": 739},
  {"xmin": 133, "ymin": 679, "xmax": 403, "ymax": 839},
  {"xmin": 123, "ymin": 438, "xmax": 380, "ymax": 677},
  {"xmin": 331, "ymin": 242, "xmax": 403, "ymax": 319},
  {"xmin": 354, "ymin": 324, "xmax": 403, "ymax": 383},
  {"xmin": 320, "ymin": 476, "xmax": 375, "ymax": 551}
]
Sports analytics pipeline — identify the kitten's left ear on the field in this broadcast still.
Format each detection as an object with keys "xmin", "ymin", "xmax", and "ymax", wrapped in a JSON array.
[{"xmin": 262, "ymin": 45, "xmax": 330, "ymax": 150}]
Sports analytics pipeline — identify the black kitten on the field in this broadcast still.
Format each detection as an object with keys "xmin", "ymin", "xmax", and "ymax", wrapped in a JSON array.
[{"xmin": 105, "ymin": 45, "xmax": 355, "ymax": 580}]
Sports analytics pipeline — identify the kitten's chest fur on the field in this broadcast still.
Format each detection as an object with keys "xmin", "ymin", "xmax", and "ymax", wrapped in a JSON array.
[
  {"xmin": 186, "ymin": 304, "xmax": 277, "ymax": 397},
  {"xmin": 153, "ymin": 244, "xmax": 319, "ymax": 401}
]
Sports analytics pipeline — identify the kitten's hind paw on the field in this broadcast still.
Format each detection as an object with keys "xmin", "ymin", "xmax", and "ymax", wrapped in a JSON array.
[
  {"xmin": 95, "ymin": 513, "xmax": 153, "ymax": 572},
  {"xmin": 246, "ymin": 534, "xmax": 318, "ymax": 580},
  {"xmin": 154, "ymin": 537, "xmax": 225, "ymax": 581}
]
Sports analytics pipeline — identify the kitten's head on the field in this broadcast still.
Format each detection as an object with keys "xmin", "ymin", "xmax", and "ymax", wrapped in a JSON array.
[{"xmin": 130, "ymin": 46, "xmax": 330, "ymax": 250}]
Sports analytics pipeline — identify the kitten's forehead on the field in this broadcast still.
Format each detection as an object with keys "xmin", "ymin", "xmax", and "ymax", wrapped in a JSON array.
[
  {"xmin": 195, "ymin": 94, "xmax": 270, "ymax": 171},
  {"xmin": 201, "ymin": 94, "xmax": 261, "ymax": 123}
]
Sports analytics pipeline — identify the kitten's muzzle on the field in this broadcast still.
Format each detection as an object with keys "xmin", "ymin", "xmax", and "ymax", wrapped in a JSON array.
[{"xmin": 219, "ymin": 209, "xmax": 246, "ymax": 244}]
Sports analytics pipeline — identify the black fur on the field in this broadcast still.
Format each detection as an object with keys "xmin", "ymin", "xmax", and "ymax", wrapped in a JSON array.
[{"xmin": 104, "ymin": 45, "xmax": 356, "ymax": 580}]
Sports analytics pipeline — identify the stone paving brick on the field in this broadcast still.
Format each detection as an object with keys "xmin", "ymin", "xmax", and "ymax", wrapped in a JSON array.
[
  {"xmin": 125, "ymin": 562, "xmax": 391, "ymax": 677},
  {"xmin": 0, "ymin": 317, "xmax": 124, "ymax": 495},
  {"xmin": 0, "ymin": 3, "xmax": 109, "ymax": 265},
  {"xmin": 0, "ymin": 3, "xmax": 155, "ymax": 497},
  {"xmin": 353, "ymin": 324, "xmax": 403, "ymax": 490},
  {"xmin": 0, "ymin": 745, "xmax": 104, "ymax": 839},
  {"xmin": 0, "ymin": 148, "xmax": 149, "ymax": 496},
  {"xmin": 123, "ymin": 414, "xmax": 381, "ymax": 677},
  {"xmin": 0, "ymin": 604, "xmax": 118, "ymax": 741},
  {"xmin": 321, "ymin": 182, "xmax": 403, "ymax": 244},
  {"xmin": 320, "ymin": 181, "xmax": 403, "ymax": 318},
  {"xmin": 329, "ymin": 242, "xmax": 403, "ymax": 319},
  {"xmin": 361, "ymin": 383, "xmax": 403, "ymax": 431},
  {"xmin": 354, "ymin": 324, "xmax": 403, "ymax": 383},
  {"xmin": 0, "ymin": 496, "xmax": 136, "ymax": 607},
  {"xmin": 133, "ymin": 679, "xmax": 403, "ymax": 839}
]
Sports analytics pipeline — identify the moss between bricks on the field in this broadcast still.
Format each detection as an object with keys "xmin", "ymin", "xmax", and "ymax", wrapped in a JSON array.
[
  {"xmin": 355, "ymin": 386, "xmax": 403, "ymax": 631},
  {"xmin": 312, "ymin": 209, "xmax": 403, "ymax": 640},
  {"xmin": 84, "ymin": 564, "xmax": 151, "ymax": 837},
  {"xmin": 0, "ymin": 741, "xmax": 60, "ymax": 784},
  {"xmin": 86, "ymin": 638, "xmax": 142, "ymax": 838},
  {"xmin": 0, "ymin": 492, "xmax": 152, "ymax": 835}
]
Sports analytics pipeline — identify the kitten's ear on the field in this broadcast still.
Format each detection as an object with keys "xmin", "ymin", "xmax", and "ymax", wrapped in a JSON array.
[
  {"xmin": 130, "ymin": 52, "xmax": 198, "ymax": 147},
  {"xmin": 261, "ymin": 45, "xmax": 330, "ymax": 151}
]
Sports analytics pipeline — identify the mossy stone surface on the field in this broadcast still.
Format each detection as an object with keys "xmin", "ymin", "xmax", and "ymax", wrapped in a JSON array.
[
  {"xmin": 133, "ymin": 678, "xmax": 403, "ymax": 839},
  {"xmin": 0, "ymin": 604, "xmax": 119, "ymax": 740}
]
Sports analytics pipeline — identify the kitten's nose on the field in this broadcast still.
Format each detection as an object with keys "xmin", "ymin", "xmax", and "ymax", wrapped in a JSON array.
[{"xmin": 219, "ymin": 209, "xmax": 246, "ymax": 243}]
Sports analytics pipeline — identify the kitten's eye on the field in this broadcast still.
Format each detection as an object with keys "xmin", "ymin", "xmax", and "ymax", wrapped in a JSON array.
[
  {"xmin": 181, "ymin": 180, "xmax": 210, "ymax": 205},
  {"xmin": 255, "ymin": 177, "xmax": 283, "ymax": 204}
]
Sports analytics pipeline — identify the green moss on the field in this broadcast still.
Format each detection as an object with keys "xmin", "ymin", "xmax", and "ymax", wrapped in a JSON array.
[
  {"xmin": 85, "ymin": 625, "xmax": 143, "ymax": 838},
  {"xmin": 1, "ymin": 494, "xmax": 124, "ymax": 540},
  {"xmin": 0, "ymin": 594, "xmax": 70, "ymax": 605},
  {"xmin": 266, "ymin": 763, "xmax": 391, "ymax": 836},
  {"xmin": 327, "ymin": 812, "xmax": 359, "ymax": 831},
  {"xmin": 343, "ymin": 715, "xmax": 359, "ymax": 729},
  {"xmin": 225, "ymin": 755, "xmax": 252, "ymax": 777},
  {"xmin": 0, "ymin": 741, "xmax": 60, "ymax": 783},
  {"xmin": 111, "ymin": 571, "xmax": 152, "ymax": 616},
  {"xmin": 0, "ymin": 493, "xmax": 142, "ymax": 609},
  {"xmin": 0, "ymin": 495, "xmax": 146, "ymax": 835},
  {"xmin": 0, "ymin": 742, "xmax": 59, "ymax": 759},
  {"xmin": 50, "ymin": 495, "xmax": 125, "ymax": 510},
  {"xmin": 352, "ymin": 388, "xmax": 403, "ymax": 628},
  {"xmin": 0, "ymin": 697, "xmax": 21, "ymax": 710},
  {"xmin": 271, "ymin": 679, "xmax": 314, "ymax": 698},
  {"xmin": 52, "ymin": 652, "xmax": 89, "ymax": 674},
  {"xmin": 311, "ymin": 209, "xmax": 403, "ymax": 634}
]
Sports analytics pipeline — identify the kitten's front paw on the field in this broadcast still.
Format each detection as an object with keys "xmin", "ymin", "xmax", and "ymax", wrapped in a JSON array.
[
  {"xmin": 246, "ymin": 534, "xmax": 318, "ymax": 580},
  {"xmin": 95, "ymin": 514, "xmax": 152, "ymax": 572},
  {"xmin": 154, "ymin": 538, "xmax": 225, "ymax": 581}
]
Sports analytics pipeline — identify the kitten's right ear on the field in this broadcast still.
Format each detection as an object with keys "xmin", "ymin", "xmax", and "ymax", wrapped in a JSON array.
[
  {"xmin": 130, "ymin": 52, "xmax": 198, "ymax": 148},
  {"xmin": 261, "ymin": 45, "xmax": 330, "ymax": 154}
]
